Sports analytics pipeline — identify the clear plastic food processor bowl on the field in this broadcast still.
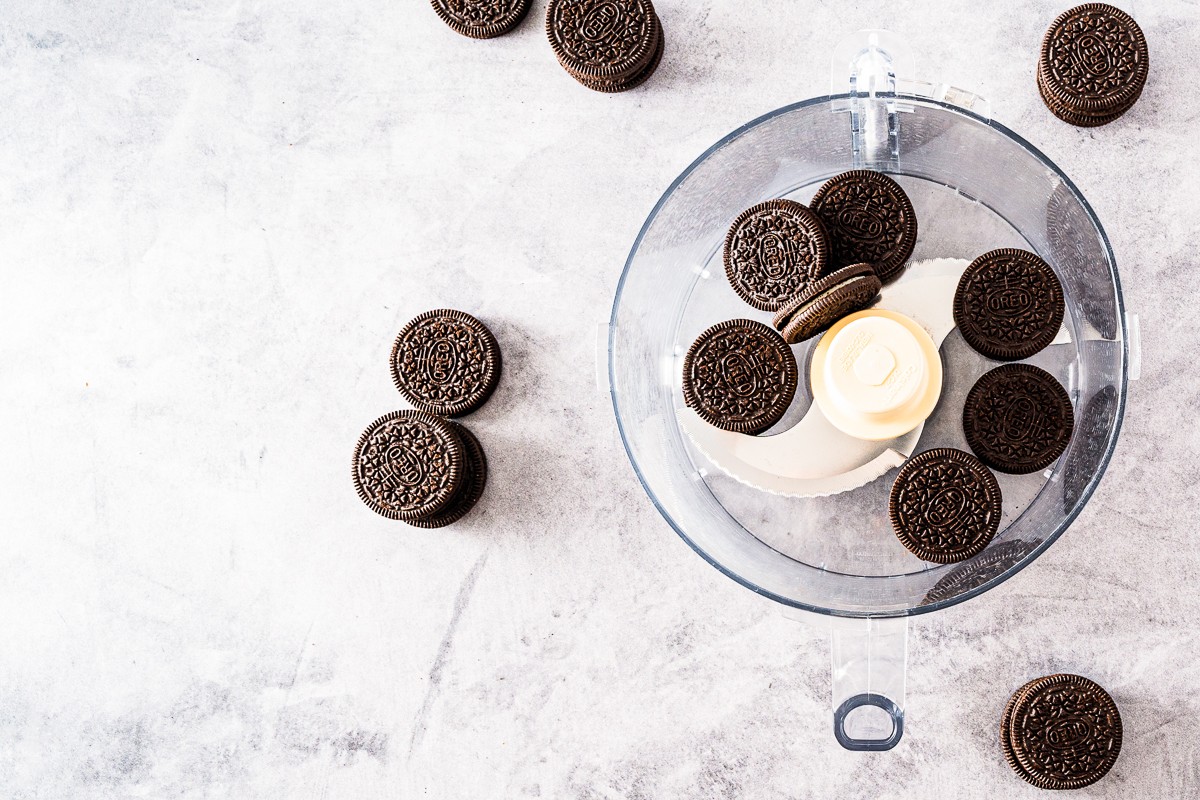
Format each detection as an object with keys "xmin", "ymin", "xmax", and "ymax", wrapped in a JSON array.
[{"xmin": 605, "ymin": 32, "xmax": 1138, "ymax": 750}]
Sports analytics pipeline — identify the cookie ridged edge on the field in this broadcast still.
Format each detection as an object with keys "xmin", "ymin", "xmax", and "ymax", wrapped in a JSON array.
[
  {"xmin": 390, "ymin": 308, "xmax": 503, "ymax": 418},
  {"xmin": 352, "ymin": 409, "xmax": 466, "ymax": 521}
]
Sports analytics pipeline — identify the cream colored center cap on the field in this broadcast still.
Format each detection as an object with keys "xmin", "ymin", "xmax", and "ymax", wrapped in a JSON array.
[
  {"xmin": 811, "ymin": 309, "xmax": 943, "ymax": 441},
  {"xmin": 853, "ymin": 342, "xmax": 897, "ymax": 387}
]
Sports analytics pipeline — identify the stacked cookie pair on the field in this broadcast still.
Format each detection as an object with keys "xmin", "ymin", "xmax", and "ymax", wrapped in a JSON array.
[
  {"xmin": 352, "ymin": 310, "xmax": 501, "ymax": 528},
  {"xmin": 430, "ymin": 0, "xmax": 665, "ymax": 94},
  {"xmin": 546, "ymin": 0, "xmax": 665, "ymax": 93},
  {"xmin": 1001, "ymin": 674, "xmax": 1122, "ymax": 789},
  {"xmin": 1037, "ymin": 3, "xmax": 1149, "ymax": 127}
]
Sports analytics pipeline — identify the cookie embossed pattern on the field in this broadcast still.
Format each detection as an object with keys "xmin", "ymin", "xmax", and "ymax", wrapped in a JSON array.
[
  {"xmin": 1002, "ymin": 674, "xmax": 1123, "ymax": 790},
  {"xmin": 809, "ymin": 170, "xmax": 917, "ymax": 283},
  {"xmin": 954, "ymin": 249, "xmax": 1065, "ymax": 361},
  {"xmin": 888, "ymin": 448, "xmax": 1002, "ymax": 564},
  {"xmin": 546, "ymin": 0, "xmax": 664, "ymax": 91},
  {"xmin": 351, "ymin": 410, "xmax": 466, "ymax": 521},
  {"xmin": 724, "ymin": 199, "xmax": 830, "ymax": 312},
  {"xmin": 391, "ymin": 308, "xmax": 503, "ymax": 418},
  {"xmin": 1037, "ymin": 3, "xmax": 1149, "ymax": 125},
  {"xmin": 430, "ymin": 0, "xmax": 531, "ymax": 39},
  {"xmin": 963, "ymin": 364, "xmax": 1075, "ymax": 475},
  {"xmin": 681, "ymin": 319, "xmax": 798, "ymax": 435}
]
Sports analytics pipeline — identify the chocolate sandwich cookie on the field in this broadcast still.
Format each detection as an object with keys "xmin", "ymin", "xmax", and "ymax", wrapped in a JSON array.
[
  {"xmin": 352, "ymin": 410, "xmax": 466, "ymax": 521},
  {"xmin": 575, "ymin": 15, "xmax": 663, "ymax": 93},
  {"xmin": 771, "ymin": 263, "xmax": 881, "ymax": 344},
  {"xmin": 1037, "ymin": 71, "xmax": 1129, "ymax": 127},
  {"xmin": 1004, "ymin": 673, "xmax": 1122, "ymax": 790},
  {"xmin": 407, "ymin": 422, "xmax": 488, "ymax": 528},
  {"xmin": 954, "ymin": 249, "xmax": 1065, "ymax": 361},
  {"xmin": 547, "ymin": 0, "xmax": 659, "ymax": 83},
  {"xmin": 723, "ymin": 199, "xmax": 830, "ymax": 312},
  {"xmin": 431, "ymin": 0, "xmax": 531, "ymax": 39},
  {"xmin": 682, "ymin": 319, "xmax": 798, "ymax": 434},
  {"xmin": 391, "ymin": 309, "xmax": 502, "ymax": 418},
  {"xmin": 1038, "ymin": 4, "xmax": 1148, "ymax": 127},
  {"xmin": 889, "ymin": 448, "xmax": 1002, "ymax": 564},
  {"xmin": 1000, "ymin": 678, "xmax": 1044, "ymax": 787},
  {"xmin": 809, "ymin": 170, "xmax": 917, "ymax": 283},
  {"xmin": 963, "ymin": 364, "xmax": 1074, "ymax": 475}
]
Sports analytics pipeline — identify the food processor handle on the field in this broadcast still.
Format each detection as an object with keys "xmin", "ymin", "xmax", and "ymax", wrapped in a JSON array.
[{"xmin": 829, "ymin": 617, "xmax": 908, "ymax": 751}]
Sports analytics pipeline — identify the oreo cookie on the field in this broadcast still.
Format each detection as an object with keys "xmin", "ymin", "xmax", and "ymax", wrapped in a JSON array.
[
  {"xmin": 723, "ymin": 199, "xmax": 830, "ymax": 312},
  {"xmin": 407, "ymin": 422, "xmax": 488, "ymax": 528},
  {"xmin": 889, "ymin": 448, "xmax": 1002, "ymax": 564},
  {"xmin": 1003, "ymin": 674, "xmax": 1122, "ymax": 790},
  {"xmin": 1038, "ymin": 4, "xmax": 1148, "ymax": 127},
  {"xmin": 809, "ymin": 170, "xmax": 917, "ymax": 283},
  {"xmin": 547, "ymin": 0, "xmax": 662, "ymax": 91},
  {"xmin": 771, "ymin": 263, "xmax": 881, "ymax": 344},
  {"xmin": 575, "ymin": 16, "xmax": 663, "ymax": 93},
  {"xmin": 352, "ymin": 410, "xmax": 466, "ymax": 521},
  {"xmin": 391, "ymin": 309, "xmax": 502, "ymax": 418},
  {"xmin": 954, "ymin": 249, "xmax": 1065, "ymax": 361},
  {"xmin": 431, "ymin": 0, "xmax": 531, "ymax": 39},
  {"xmin": 682, "ymin": 319, "xmax": 798, "ymax": 434},
  {"xmin": 963, "ymin": 364, "xmax": 1074, "ymax": 475}
]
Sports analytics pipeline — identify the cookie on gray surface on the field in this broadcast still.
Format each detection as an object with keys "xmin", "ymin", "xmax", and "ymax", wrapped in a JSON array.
[
  {"xmin": 1004, "ymin": 673, "xmax": 1123, "ymax": 790},
  {"xmin": 352, "ymin": 410, "xmax": 466, "ymax": 521},
  {"xmin": 391, "ymin": 309, "xmax": 502, "ymax": 418}
]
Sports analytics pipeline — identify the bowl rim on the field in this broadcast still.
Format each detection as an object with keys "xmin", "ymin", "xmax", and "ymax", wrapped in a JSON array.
[{"xmin": 608, "ymin": 91, "xmax": 1129, "ymax": 619}]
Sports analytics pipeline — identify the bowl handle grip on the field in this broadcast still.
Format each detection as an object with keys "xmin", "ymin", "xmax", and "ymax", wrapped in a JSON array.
[{"xmin": 830, "ymin": 617, "xmax": 908, "ymax": 751}]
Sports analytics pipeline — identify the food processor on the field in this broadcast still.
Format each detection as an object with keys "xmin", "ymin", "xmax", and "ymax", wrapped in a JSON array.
[{"xmin": 605, "ymin": 32, "xmax": 1139, "ymax": 750}]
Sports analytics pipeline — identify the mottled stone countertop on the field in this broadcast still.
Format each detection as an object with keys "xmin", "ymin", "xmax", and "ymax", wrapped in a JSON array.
[{"xmin": 1, "ymin": 1, "xmax": 1197, "ymax": 797}]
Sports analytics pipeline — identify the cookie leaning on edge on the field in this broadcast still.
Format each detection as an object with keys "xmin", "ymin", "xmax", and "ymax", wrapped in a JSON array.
[
  {"xmin": 431, "ymin": 0, "xmax": 532, "ymax": 39},
  {"xmin": 682, "ymin": 319, "xmax": 798, "ymax": 435},
  {"xmin": 771, "ymin": 263, "xmax": 881, "ymax": 344}
]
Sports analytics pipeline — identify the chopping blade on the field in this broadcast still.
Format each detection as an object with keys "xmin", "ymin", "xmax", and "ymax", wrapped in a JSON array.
[{"xmin": 677, "ymin": 258, "xmax": 973, "ymax": 497}]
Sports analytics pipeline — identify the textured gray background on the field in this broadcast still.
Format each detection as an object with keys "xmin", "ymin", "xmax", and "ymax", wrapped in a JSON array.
[{"xmin": 0, "ymin": 1, "xmax": 1196, "ymax": 797}]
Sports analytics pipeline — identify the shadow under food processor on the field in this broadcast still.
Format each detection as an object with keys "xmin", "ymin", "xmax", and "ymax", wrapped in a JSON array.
[{"xmin": 606, "ymin": 32, "xmax": 1136, "ymax": 750}]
